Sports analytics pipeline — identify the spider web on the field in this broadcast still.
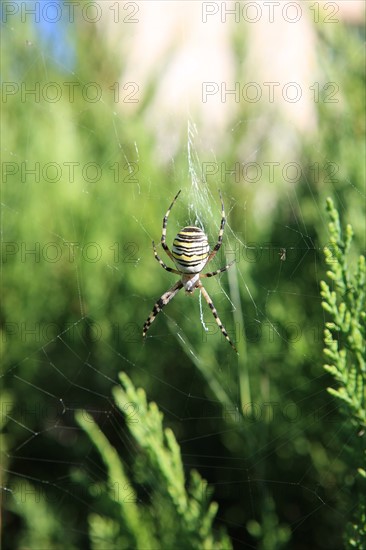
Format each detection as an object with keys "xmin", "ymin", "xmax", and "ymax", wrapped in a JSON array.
[{"xmin": 2, "ymin": 2, "xmax": 365, "ymax": 549}]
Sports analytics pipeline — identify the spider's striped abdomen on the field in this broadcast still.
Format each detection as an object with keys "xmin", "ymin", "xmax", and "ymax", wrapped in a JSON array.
[{"xmin": 172, "ymin": 226, "xmax": 209, "ymax": 273}]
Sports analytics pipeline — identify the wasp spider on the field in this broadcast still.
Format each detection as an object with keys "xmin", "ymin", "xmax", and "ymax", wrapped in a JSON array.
[{"xmin": 143, "ymin": 190, "xmax": 237, "ymax": 353}]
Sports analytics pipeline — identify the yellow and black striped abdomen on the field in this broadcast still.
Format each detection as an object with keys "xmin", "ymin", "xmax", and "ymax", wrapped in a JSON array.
[{"xmin": 172, "ymin": 226, "xmax": 210, "ymax": 273}]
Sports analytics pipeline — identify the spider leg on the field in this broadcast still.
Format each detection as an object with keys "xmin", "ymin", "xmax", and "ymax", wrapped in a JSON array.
[
  {"xmin": 201, "ymin": 259, "xmax": 235, "ymax": 278},
  {"xmin": 198, "ymin": 281, "xmax": 238, "ymax": 353},
  {"xmin": 161, "ymin": 189, "xmax": 181, "ymax": 262},
  {"xmin": 143, "ymin": 280, "xmax": 183, "ymax": 338},
  {"xmin": 152, "ymin": 241, "xmax": 181, "ymax": 274},
  {"xmin": 206, "ymin": 189, "xmax": 226, "ymax": 264}
]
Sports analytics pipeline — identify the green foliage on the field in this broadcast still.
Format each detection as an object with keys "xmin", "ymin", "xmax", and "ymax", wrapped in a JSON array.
[
  {"xmin": 2, "ymin": 9, "xmax": 365, "ymax": 550},
  {"xmin": 321, "ymin": 198, "xmax": 366, "ymax": 428},
  {"xmin": 76, "ymin": 373, "xmax": 232, "ymax": 550},
  {"xmin": 7, "ymin": 480, "xmax": 74, "ymax": 550},
  {"xmin": 346, "ymin": 498, "xmax": 366, "ymax": 548},
  {"xmin": 320, "ymin": 198, "xmax": 366, "ymax": 547},
  {"xmin": 246, "ymin": 494, "xmax": 291, "ymax": 550}
]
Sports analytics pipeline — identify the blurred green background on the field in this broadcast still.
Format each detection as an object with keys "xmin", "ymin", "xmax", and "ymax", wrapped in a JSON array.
[{"xmin": 2, "ymin": 2, "xmax": 365, "ymax": 549}]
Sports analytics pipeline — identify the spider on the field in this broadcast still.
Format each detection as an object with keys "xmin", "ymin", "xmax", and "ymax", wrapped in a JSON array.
[{"xmin": 142, "ymin": 190, "xmax": 238, "ymax": 353}]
